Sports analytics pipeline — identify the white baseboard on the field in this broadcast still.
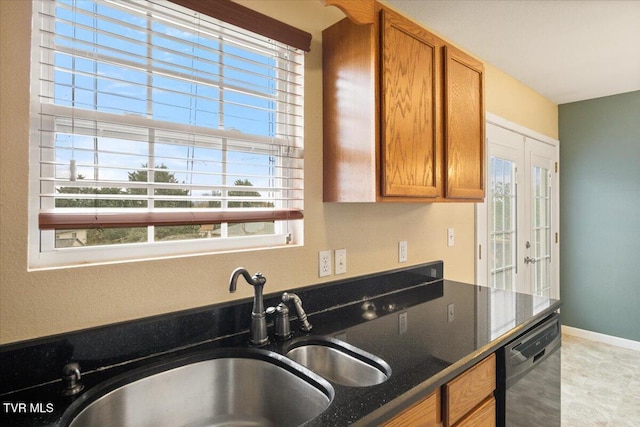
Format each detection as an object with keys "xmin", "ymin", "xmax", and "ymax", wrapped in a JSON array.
[{"xmin": 562, "ymin": 325, "xmax": 640, "ymax": 351}]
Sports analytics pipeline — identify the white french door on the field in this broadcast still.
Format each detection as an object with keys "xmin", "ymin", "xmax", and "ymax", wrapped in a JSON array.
[
  {"xmin": 484, "ymin": 126, "xmax": 523, "ymax": 293},
  {"xmin": 477, "ymin": 118, "xmax": 559, "ymax": 298},
  {"xmin": 524, "ymin": 140, "xmax": 556, "ymax": 297}
]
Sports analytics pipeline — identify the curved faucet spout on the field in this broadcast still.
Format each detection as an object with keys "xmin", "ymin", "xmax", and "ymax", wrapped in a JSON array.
[
  {"xmin": 228, "ymin": 267, "xmax": 269, "ymax": 346},
  {"xmin": 229, "ymin": 268, "xmax": 266, "ymax": 293}
]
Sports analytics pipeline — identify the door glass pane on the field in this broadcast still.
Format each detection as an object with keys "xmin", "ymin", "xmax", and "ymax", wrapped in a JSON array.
[
  {"xmin": 489, "ymin": 156, "xmax": 517, "ymax": 291},
  {"xmin": 532, "ymin": 166, "xmax": 551, "ymax": 297}
]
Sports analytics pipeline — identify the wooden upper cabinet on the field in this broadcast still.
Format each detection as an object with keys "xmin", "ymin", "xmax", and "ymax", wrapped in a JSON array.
[
  {"xmin": 381, "ymin": 9, "xmax": 441, "ymax": 198},
  {"xmin": 322, "ymin": 1, "xmax": 484, "ymax": 203},
  {"xmin": 323, "ymin": 0, "xmax": 376, "ymax": 25},
  {"xmin": 443, "ymin": 45, "xmax": 485, "ymax": 200},
  {"xmin": 322, "ymin": 13, "xmax": 377, "ymax": 202}
]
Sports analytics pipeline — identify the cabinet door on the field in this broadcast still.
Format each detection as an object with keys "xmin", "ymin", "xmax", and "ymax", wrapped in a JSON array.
[
  {"xmin": 443, "ymin": 354, "xmax": 495, "ymax": 426},
  {"xmin": 381, "ymin": 9, "xmax": 441, "ymax": 198},
  {"xmin": 383, "ymin": 389, "xmax": 442, "ymax": 427},
  {"xmin": 443, "ymin": 45, "xmax": 485, "ymax": 200},
  {"xmin": 322, "ymin": 17, "xmax": 377, "ymax": 202},
  {"xmin": 455, "ymin": 397, "xmax": 495, "ymax": 427}
]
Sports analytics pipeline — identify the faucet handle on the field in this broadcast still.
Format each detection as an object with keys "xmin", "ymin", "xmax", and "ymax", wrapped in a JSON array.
[
  {"xmin": 267, "ymin": 303, "xmax": 292, "ymax": 340},
  {"xmin": 252, "ymin": 272, "xmax": 266, "ymax": 286}
]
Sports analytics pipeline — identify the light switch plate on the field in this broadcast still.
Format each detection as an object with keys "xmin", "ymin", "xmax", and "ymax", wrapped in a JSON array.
[
  {"xmin": 335, "ymin": 248, "xmax": 347, "ymax": 275},
  {"xmin": 447, "ymin": 228, "xmax": 455, "ymax": 247}
]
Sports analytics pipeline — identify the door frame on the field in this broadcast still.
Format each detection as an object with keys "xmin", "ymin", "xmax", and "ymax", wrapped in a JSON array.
[{"xmin": 476, "ymin": 113, "xmax": 560, "ymax": 298}]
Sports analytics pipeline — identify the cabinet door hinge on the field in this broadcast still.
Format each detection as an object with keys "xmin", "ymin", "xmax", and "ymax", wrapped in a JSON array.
[
  {"xmin": 555, "ymin": 232, "xmax": 559, "ymax": 244},
  {"xmin": 555, "ymin": 162, "xmax": 558, "ymax": 173}
]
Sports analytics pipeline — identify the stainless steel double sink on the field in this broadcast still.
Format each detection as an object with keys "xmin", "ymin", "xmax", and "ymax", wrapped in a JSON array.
[{"xmin": 62, "ymin": 337, "xmax": 391, "ymax": 427}]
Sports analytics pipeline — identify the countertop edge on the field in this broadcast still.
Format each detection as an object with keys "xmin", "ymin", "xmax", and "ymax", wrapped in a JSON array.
[{"xmin": 354, "ymin": 301, "xmax": 562, "ymax": 426}]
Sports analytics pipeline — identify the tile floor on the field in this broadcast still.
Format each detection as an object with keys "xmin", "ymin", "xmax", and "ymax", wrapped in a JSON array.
[{"xmin": 562, "ymin": 334, "xmax": 640, "ymax": 426}]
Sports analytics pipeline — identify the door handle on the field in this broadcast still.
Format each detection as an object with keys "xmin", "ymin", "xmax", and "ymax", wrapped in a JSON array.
[{"xmin": 524, "ymin": 256, "xmax": 536, "ymax": 264}]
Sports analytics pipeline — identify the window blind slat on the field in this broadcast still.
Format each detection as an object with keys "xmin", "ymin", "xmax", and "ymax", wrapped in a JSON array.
[
  {"xmin": 39, "ymin": 209, "xmax": 304, "ymax": 230},
  {"xmin": 39, "ymin": 104, "xmax": 301, "ymax": 148},
  {"xmin": 43, "ymin": 27, "xmax": 305, "ymax": 90},
  {"xmin": 43, "ymin": 49, "xmax": 302, "ymax": 128},
  {"xmin": 43, "ymin": 179, "xmax": 303, "ymax": 193}
]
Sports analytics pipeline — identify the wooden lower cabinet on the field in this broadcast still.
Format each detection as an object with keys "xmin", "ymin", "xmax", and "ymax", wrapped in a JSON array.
[
  {"xmin": 443, "ymin": 354, "xmax": 496, "ymax": 427},
  {"xmin": 455, "ymin": 397, "xmax": 495, "ymax": 427},
  {"xmin": 382, "ymin": 354, "xmax": 496, "ymax": 427},
  {"xmin": 382, "ymin": 389, "xmax": 442, "ymax": 427}
]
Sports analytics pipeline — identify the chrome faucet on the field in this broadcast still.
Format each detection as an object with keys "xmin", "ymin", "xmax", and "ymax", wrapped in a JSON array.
[{"xmin": 229, "ymin": 268, "xmax": 269, "ymax": 346}]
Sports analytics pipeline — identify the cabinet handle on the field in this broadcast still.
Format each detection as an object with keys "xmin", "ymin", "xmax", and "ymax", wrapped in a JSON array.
[{"xmin": 524, "ymin": 256, "xmax": 536, "ymax": 264}]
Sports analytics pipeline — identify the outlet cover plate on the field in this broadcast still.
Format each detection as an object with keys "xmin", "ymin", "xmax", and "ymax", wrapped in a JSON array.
[
  {"xmin": 399, "ymin": 241, "xmax": 408, "ymax": 263},
  {"xmin": 319, "ymin": 250, "xmax": 332, "ymax": 277}
]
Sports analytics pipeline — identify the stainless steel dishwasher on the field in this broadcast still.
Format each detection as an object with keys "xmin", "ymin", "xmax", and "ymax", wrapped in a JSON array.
[{"xmin": 498, "ymin": 312, "xmax": 561, "ymax": 427}]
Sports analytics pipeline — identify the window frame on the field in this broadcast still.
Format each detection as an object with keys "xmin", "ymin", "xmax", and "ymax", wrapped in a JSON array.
[{"xmin": 28, "ymin": 0, "xmax": 308, "ymax": 269}]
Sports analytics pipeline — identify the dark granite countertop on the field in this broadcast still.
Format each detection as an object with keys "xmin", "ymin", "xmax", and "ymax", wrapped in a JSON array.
[{"xmin": 0, "ymin": 261, "xmax": 561, "ymax": 426}]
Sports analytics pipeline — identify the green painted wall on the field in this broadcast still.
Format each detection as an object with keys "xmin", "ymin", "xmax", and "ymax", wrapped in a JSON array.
[{"xmin": 559, "ymin": 91, "xmax": 640, "ymax": 342}]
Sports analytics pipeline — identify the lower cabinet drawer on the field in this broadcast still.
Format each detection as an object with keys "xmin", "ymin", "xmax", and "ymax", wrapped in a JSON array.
[
  {"xmin": 455, "ymin": 397, "xmax": 495, "ymax": 427},
  {"xmin": 383, "ymin": 389, "xmax": 442, "ymax": 427},
  {"xmin": 443, "ymin": 353, "xmax": 496, "ymax": 426},
  {"xmin": 382, "ymin": 353, "xmax": 496, "ymax": 427}
]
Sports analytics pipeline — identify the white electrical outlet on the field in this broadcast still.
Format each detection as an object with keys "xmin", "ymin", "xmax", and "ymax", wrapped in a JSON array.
[
  {"xmin": 319, "ymin": 250, "xmax": 332, "ymax": 277},
  {"xmin": 335, "ymin": 248, "xmax": 347, "ymax": 275},
  {"xmin": 447, "ymin": 228, "xmax": 455, "ymax": 247},
  {"xmin": 447, "ymin": 303, "xmax": 455, "ymax": 322},
  {"xmin": 399, "ymin": 241, "xmax": 408, "ymax": 263}
]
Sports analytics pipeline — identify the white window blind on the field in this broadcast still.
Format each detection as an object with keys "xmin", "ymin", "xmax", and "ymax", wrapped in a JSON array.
[{"xmin": 29, "ymin": 0, "xmax": 305, "ymax": 268}]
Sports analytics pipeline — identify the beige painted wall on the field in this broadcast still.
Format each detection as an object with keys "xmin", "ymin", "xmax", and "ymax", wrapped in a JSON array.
[
  {"xmin": 485, "ymin": 62, "xmax": 558, "ymax": 139},
  {"xmin": 0, "ymin": 0, "xmax": 557, "ymax": 345}
]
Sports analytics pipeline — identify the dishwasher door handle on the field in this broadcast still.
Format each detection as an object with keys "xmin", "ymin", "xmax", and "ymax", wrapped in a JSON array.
[
  {"xmin": 506, "ymin": 337, "xmax": 560, "ymax": 388},
  {"xmin": 533, "ymin": 348, "xmax": 546, "ymax": 363},
  {"xmin": 504, "ymin": 313, "xmax": 561, "ymax": 387}
]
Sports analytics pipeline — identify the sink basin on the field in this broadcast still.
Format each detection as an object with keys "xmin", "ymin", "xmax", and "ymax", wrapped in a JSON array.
[
  {"xmin": 62, "ymin": 348, "xmax": 333, "ymax": 427},
  {"xmin": 285, "ymin": 336, "xmax": 391, "ymax": 387}
]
